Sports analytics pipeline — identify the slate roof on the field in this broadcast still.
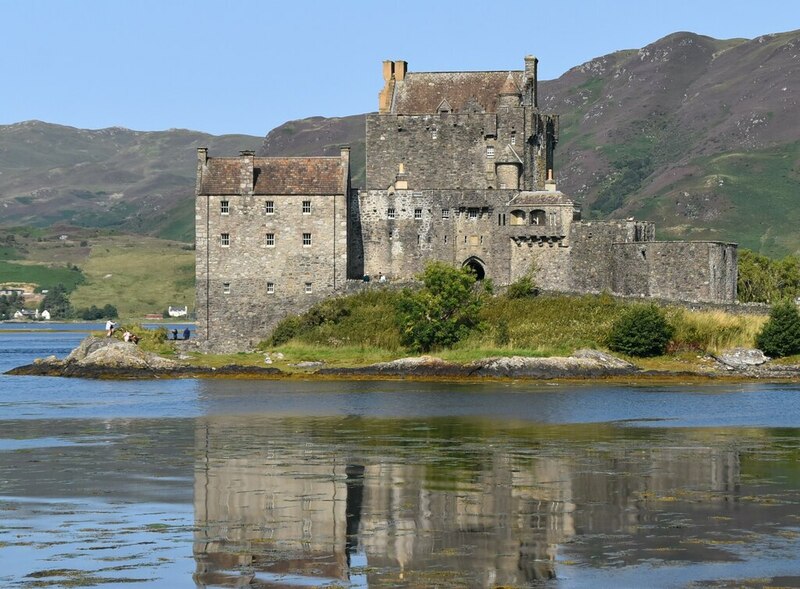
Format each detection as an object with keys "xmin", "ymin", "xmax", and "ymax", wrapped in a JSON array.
[
  {"xmin": 199, "ymin": 157, "xmax": 345, "ymax": 195},
  {"xmin": 392, "ymin": 71, "xmax": 523, "ymax": 114}
]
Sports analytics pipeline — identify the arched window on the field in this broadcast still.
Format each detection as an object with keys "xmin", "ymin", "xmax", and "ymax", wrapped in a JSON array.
[
  {"xmin": 530, "ymin": 209, "xmax": 546, "ymax": 225},
  {"xmin": 510, "ymin": 209, "xmax": 527, "ymax": 225}
]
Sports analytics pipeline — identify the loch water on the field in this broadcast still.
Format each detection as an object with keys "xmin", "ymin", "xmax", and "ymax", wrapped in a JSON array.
[{"xmin": 2, "ymin": 324, "xmax": 800, "ymax": 588}]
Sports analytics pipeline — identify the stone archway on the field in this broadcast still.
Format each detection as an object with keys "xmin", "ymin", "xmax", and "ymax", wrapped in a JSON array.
[{"xmin": 463, "ymin": 257, "xmax": 486, "ymax": 280}]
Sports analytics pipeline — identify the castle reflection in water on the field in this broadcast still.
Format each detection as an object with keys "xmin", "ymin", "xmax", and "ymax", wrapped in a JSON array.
[{"xmin": 192, "ymin": 417, "xmax": 740, "ymax": 587}]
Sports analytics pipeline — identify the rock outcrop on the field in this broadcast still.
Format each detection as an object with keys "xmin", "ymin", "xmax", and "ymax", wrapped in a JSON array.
[{"xmin": 317, "ymin": 350, "xmax": 638, "ymax": 379}]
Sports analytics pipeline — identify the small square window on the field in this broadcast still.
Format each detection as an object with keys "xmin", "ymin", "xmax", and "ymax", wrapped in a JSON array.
[
  {"xmin": 387, "ymin": 207, "xmax": 396, "ymax": 220},
  {"xmin": 414, "ymin": 208, "xmax": 422, "ymax": 220},
  {"xmin": 486, "ymin": 146, "xmax": 495, "ymax": 158},
  {"xmin": 265, "ymin": 233, "xmax": 275, "ymax": 247},
  {"xmin": 442, "ymin": 208, "xmax": 450, "ymax": 219},
  {"xmin": 223, "ymin": 282, "xmax": 231, "ymax": 294},
  {"xmin": 220, "ymin": 233, "xmax": 230, "ymax": 247},
  {"xmin": 266, "ymin": 282, "xmax": 275, "ymax": 294},
  {"xmin": 468, "ymin": 208, "xmax": 478, "ymax": 219},
  {"xmin": 265, "ymin": 201, "xmax": 274, "ymax": 214},
  {"xmin": 220, "ymin": 200, "xmax": 229, "ymax": 214},
  {"xmin": 304, "ymin": 282, "xmax": 312, "ymax": 294},
  {"xmin": 302, "ymin": 200, "xmax": 311, "ymax": 214},
  {"xmin": 303, "ymin": 233, "xmax": 312, "ymax": 247}
]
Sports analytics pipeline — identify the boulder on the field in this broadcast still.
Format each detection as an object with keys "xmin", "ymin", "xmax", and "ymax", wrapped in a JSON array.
[{"xmin": 716, "ymin": 348, "xmax": 769, "ymax": 370}]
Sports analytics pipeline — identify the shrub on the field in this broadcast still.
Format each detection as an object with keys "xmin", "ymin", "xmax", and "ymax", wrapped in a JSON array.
[
  {"xmin": 505, "ymin": 275, "xmax": 538, "ymax": 299},
  {"xmin": 395, "ymin": 262, "xmax": 482, "ymax": 352},
  {"xmin": 607, "ymin": 304, "xmax": 674, "ymax": 357},
  {"xmin": 755, "ymin": 300, "xmax": 800, "ymax": 358}
]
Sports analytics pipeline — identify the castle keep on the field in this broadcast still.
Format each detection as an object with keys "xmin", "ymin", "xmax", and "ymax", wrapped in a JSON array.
[{"xmin": 196, "ymin": 57, "xmax": 738, "ymax": 349}]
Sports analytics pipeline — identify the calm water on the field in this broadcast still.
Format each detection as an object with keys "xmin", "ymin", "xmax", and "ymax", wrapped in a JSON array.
[{"xmin": 2, "ymin": 325, "xmax": 800, "ymax": 588}]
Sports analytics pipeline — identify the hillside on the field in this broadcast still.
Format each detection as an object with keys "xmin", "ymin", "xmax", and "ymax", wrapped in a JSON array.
[
  {"xmin": 0, "ymin": 30, "xmax": 798, "ymax": 255},
  {"xmin": 260, "ymin": 30, "xmax": 799, "ymax": 256},
  {"xmin": 0, "ymin": 123, "xmax": 262, "ymax": 242}
]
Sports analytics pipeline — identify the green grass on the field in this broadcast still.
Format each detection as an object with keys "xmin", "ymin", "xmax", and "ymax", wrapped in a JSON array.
[
  {"xmin": 635, "ymin": 141, "xmax": 800, "ymax": 257},
  {"xmin": 257, "ymin": 290, "xmax": 768, "ymax": 366},
  {"xmin": 0, "ymin": 260, "xmax": 84, "ymax": 291},
  {"xmin": 68, "ymin": 236, "xmax": 195, "ymax": 320}
]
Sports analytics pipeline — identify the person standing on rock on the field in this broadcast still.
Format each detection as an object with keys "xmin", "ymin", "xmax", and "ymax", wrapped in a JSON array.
[{"xmin": 106, "ymin": 319, "xmax": 116, "ymax": 337}]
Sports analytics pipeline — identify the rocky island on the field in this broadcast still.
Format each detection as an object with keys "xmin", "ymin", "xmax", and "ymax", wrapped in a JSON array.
[{"xmin": 7, "ymin": 335, "xmax": 800, "ymax": 382}]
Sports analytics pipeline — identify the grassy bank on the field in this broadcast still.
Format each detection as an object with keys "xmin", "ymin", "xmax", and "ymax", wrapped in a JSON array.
[{"xmin": 246, "ymin": 290, "xmax": 769, "ymax": 369}]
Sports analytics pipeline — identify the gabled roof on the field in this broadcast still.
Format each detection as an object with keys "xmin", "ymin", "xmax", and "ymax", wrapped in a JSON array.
[
  {"xmin": 198, "ymin": 157, "xmax": 345, "ymax": 196},
  {"xmin": 392, "ymin": 71, "xmax": 524, "ymax": 114}
]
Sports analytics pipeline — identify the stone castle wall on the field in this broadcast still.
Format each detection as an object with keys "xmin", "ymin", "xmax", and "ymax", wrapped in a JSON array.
[
  {"xmin": 612, "ymin": 241, "xmax": 737, "ymax": 303},
  {"xmin": 196, "ymin": 191, "xmax": 348, "ymax": 348}
]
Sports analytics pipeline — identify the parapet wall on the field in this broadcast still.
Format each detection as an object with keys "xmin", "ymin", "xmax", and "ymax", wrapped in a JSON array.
[{"xmin": 612, "ymin": 241, "xmax": 737, "ymax": 303}]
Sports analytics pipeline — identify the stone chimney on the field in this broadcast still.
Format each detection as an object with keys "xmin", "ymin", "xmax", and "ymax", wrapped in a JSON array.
[
  {"xmin": 239, "ymin": 150, "xmax": 255, "ymax": 195},
  {"xmin": 195, "ymin": 147, "xmax": 208, "ymax": 195},
  {"xmin": 340, "ymin": 145, "xmax": 351, "ymax": 191},
  {"xmin": 394, "ymin": 60, "xmax": 407, "ymax": 81},
  {"xmin": 523, "ymin": 55, "xmax": 538, "ymax": 108},
  {"xmin": 545, "ymin": 168, "xmax": 557, "ymax": 192}
]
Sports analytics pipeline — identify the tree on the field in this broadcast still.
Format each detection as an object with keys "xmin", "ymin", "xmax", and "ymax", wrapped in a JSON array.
[
  {"xmin": 756, "ymin": 300, "xmax": 800, "ymax": 358},
  {"xmin": 607, "ymin": 304, "xmax": 674, "ymax": 357},
  {"xmin": 38, "ymin": 283, "xmax": 73, "ymax": 319},
  {"xmin": 0, "ymin": 291, "xmax": 23, "ymax": 319},
  {"xmin": 395, "ymin": 262, "xmax": 482, "ymax": 352}
]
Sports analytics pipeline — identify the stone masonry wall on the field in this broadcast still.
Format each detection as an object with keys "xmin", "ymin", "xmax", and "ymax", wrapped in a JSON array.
[
  {"xmin": 196, "ymin": 191, "xmax": 347, "ymax": 350},
  {"xmin": 612, "ymin": 241, "xmax": 737, "ymax": 303},
  {"xmin": 569, "ymin": 221, "xmax": 654, "ymax": 294}
]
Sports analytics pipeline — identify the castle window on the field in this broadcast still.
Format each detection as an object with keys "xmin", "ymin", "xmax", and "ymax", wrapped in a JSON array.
[
  {"xmin": 220, "ymin": 200, "xmax": 229, "ymax": 214},
  {"xmin": 486, "ymin": 146, "xmax": 495, "ymax": 158},
  {"xmin": 431, "ymin": 128, "xmax": 438, "ymax": 139},
  {"xmin": 444, "ymin": 235, "xmax": 448, "ymax": 244},
  {"xmin": 510, "ymin": 210, "xmax": 526, "ymax": 225},
  {"xmin": 266, "ymin": 282, "xmax": 275, "ymax": 294},
  {"xmin": 387, "ymin": 207, "xmax": 396, "ymax": 220},
  {"xmin": 414, "ymin": 208, "xmax": 422, "ymax": 220},
  {"xmin": 265, "ymin": 233, "xmax": 275, "ymax": 247},
  {"xmin": 302, "ymin": 233, "xmax": 312, "ymax": 247},
  {"xmin": 510, "ymin": 131, "xmax": 516, "ymax": 146},
  {"xmin": 442, "ymin": 208, "xmax": 450, "ymax": 220},
  {"xmin": 223, "ymin": 282, "xmax": 231, "ymax": 294},
  {"xmin": 531, "ymin": 209, "xmax": 546, "ymax": 225},
  {"xmin": 468, "ymin": 208, "xmax": 479, "ymax": 219},
  {"xmin": 302, "ymin": 200, "xmax": 311, "ymax": 214},
  {"xmin": 265, "ymin": 201, "xmax": 274, "ymax": 214},
  {"xmin": 549, "ymin": 212, "xmax": 557, "ymax": 225},
  {"xmin": 304, "ymin": 282, "xmax": 312, "ymax": 294},
  {"xmin": 220, "ymin": 233, "xmax": 230, "ymax": 247}
]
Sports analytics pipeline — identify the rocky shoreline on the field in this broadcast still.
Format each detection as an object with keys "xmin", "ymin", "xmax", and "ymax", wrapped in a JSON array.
[{"xmin": 6, "ymin": 336, "xmax": 800, "ymax": 382}]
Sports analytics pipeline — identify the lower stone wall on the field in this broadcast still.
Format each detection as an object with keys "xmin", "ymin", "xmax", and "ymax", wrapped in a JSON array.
[{"xmin": 612, "ymin": 241, "xmax": 737, "ymax": 303}]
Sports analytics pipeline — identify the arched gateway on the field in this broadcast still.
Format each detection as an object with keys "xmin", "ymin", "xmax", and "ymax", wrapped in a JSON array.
[{"xmin": 463, "ymin": 257, "xmax": 486, "ymax": 280}]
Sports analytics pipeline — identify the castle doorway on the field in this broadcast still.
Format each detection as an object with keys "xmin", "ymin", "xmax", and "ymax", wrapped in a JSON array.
[{"xmin": 463, "ymin": 257, "xmax": 486, "ymax": 280}]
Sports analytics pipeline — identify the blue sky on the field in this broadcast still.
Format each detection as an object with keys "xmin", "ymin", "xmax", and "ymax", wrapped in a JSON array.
[{"xmin": 1, "ymin": 0, "xmax": 797, "ymax": 137}]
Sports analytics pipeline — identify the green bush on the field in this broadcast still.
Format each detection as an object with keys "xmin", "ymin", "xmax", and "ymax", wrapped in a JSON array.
[
  {"xmin": 505, "ymin": 275, "xmax": 538, "ymax": 299},
  {"xmin": 395, "ymin": 262, "xmax": 482, "ymax": 352},
  {"xmin": 755, "ymin": 300, "xmax": 800, "ymax": 357},
  {"xmin": 607, "ymin": 304, "xmax": 674, "ymax": 357}
]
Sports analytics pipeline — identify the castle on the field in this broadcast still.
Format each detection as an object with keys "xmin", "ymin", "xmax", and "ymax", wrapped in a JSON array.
[{"xmin": 195, "ymin": 57, "xmax": 738, "ymax": 349}]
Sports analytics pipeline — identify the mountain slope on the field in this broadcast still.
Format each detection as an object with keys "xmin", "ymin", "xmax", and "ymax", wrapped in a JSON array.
[
  {"xmin": 1, "ymin": 30, "xmax": 797, "ymax": 255},
  {"xmin": 0, "ymin": 122, "xmax": 262, "ymax": 241}
]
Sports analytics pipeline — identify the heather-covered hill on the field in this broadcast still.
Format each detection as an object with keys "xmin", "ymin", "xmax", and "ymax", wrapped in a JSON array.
[
  {"xmin": 1, "ymin": 30, "xmax": 797, "ymax": 254},
  {"xmin": 0, "ymin": 122, "xmax": 262, "ymax": 241}
]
